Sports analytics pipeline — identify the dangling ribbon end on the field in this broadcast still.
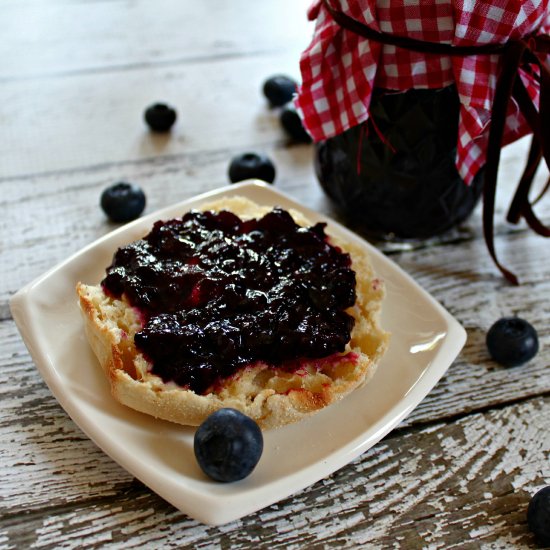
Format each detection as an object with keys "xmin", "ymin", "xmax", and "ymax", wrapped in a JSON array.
[
  {"xmin": 506, "ymin": 211, "xmax": 520, "ymax": 225},
  {"xmin": 504, "ymin": 270, "xmax": 520, "ymax": 286},
  {"xmin": 496, "ymin": 261, "xmax": 520, "ymax": 285}
]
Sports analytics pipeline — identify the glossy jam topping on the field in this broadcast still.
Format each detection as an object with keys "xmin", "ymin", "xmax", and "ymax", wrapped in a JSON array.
[{"xmin": 102, "ymin": 208, "xmax": 356, "ymax": 394}]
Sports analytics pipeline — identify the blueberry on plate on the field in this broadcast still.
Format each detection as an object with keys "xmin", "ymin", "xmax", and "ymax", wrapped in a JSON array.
[
  {"xmin": 228, "ymin": 152, "xmax": 276, "ymax": 184},
  {"xmin": 262, "ymin": 75, "xmax": 297, "ymax": 107},
  {"xmin": 486, "ymin": 317, "xmax": 539, "ymax": 367},
  {"xmin": 194, "ymin": 408, "xmax": 263, "ymax": 482},
  {"xmin": 528, "ymin": 486, "xmax": 550, "ymax": 546},
  {"xmin": 280, "ymin": 104, "xmax": 312, "ymax": 143},
  {"xmin": 144, "ymin": 102, "xmax": 177, "ymax": 132},
  {"xmin": 100, "ymin": 182, "xmax": 146, "ymax": 222}
]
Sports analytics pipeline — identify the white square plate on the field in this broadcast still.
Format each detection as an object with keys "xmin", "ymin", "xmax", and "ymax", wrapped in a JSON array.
[{"xmin": 10, "ymin": 181, "xmax": 466, "ymax": 525}]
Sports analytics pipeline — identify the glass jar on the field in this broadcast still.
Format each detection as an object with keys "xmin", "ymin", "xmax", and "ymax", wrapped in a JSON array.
[{"xmin": 314, "ymin": 85, "xmax": 484, "ymax": 242}]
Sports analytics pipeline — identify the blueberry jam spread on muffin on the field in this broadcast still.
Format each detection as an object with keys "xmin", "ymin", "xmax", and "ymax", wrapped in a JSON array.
[{"xmin": 101, "ymin": 207, "xmax": 357, "ymax": 394}]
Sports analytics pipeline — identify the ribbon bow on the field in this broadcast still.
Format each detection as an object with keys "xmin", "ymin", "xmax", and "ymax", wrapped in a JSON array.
[{"xmin": 324, "ymin": 0, "xmax": 550, "ymax": 284}]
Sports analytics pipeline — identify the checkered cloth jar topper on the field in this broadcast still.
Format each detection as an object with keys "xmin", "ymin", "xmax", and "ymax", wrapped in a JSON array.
[{"xmin": 295, "ymin": 0, "xmax": 550, "ymax": 185}]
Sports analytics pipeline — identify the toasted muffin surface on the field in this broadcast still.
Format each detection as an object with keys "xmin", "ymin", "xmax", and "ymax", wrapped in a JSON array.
[{"xmin": 77, "ymin": 196, "xmax": 389, "ymax": 429}]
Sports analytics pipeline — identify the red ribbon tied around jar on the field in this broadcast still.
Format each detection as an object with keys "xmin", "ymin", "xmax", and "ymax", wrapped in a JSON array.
[{"xmin": 296, "ymin": 0, "xmax": 550, "ymax": 284}]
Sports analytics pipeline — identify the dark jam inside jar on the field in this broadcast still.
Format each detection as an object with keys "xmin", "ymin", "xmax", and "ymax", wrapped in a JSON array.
[
  {"xmin": 102, "ymin": 208, "xmax": 356, "ymax": 394},
  {"xmin": 315, "ymin": 86, "xmax": 484, "ymax": 241}
]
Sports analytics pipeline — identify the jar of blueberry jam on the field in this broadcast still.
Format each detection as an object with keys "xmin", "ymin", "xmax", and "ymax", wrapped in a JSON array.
[
  {"xmin": 314, "ymin": 86, "xmax": 484, "ymax": 242},
  {"xmin": 297, "ymin": 0, "xmax": 549, "ymax": 282}
]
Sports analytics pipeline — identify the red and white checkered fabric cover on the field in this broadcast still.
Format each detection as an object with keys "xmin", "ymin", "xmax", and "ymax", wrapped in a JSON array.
[{"xmin": 295, "ymin": 0, "xmax": 550, "ymax": 183}]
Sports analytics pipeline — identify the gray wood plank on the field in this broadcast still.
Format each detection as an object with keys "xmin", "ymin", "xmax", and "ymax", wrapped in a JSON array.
[
  {"xmin": 1, "ymin": 0, "xmax": 312, "ymax": 80},
  {"xmin": 2, "ymin": 366, "xmax": 548, "ymax": 549},
  {"xmin": 2, "ymin": 314, "xmax": 548, "ymax": 514},
  {"xmin": 3, "ymin": 155, "xmax": 549, "ymax": 430},
  {"xmin": 0, "ymin": 50, "xmax": 307, "ymax": 179},
  {"xmin": 3, "ymin": 0, "xmax": 549, "ymax": 547},
  {"xmin": 2, "ymin": 140, "xmax": 549, "ymax": 309},
  {"xmin": 0, "ymin": 146, "xmax": 327, "ymax": 310}
]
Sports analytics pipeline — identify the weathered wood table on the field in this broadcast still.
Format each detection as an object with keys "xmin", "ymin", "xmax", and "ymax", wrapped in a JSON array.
[{"xmin": 2, "ymin": 1, "xmax": 549, "ymax": 547}]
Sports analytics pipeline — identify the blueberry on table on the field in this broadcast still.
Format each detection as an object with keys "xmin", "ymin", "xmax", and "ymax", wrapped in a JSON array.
[
  {"xmin": 100, "ymin": 182, "xmax": 146, "ymax": 222},
  {"xmin": 194, "ymin": 408, "xmax": 263, "ymax": 482},
  {"xmin": 486, "ymin": 317, "xmax": 539, "ymax": 367},
  {"xmin": 262, "ymin": 75, "xmax": 297, "ymax": 107},
  {"xmin": 280, "ymin": 104, "xmax": 312, "ymax": 143},
  {"xmin": 228, "ymin": 152, "xmax": 276, "ymax": 184},
  {"xmin": 528, "ymin": 486, "xmax": 550, "ymax": 546},
  {"xmin": 144, "ymin": 102, "xmax": 177, "ymax": 132}
]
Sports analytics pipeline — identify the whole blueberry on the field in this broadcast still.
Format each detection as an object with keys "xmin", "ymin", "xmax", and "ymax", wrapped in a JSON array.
[
  {"xmin": 262, "ymin": 75, "xmax": 297, "ymax": 107},
  {"xmin": 194, "ymin": 408, "xmax": 263, "ymax": 482},
  {"xmin": 144, "ymin": 102, "xmax": 177, "ymax": 132},
  {"xmin": 100, "ymin": 182, "xmax": 146, "ymax": 222},
  {"xmin": 228, "ymin": 152, "xmax": 276, "ymax": 184},
  {"xmin": 528, "ymin": 486, "xmax": 550, "ymax": 546},
  {"xmin": 486, "ymin": 317, "xmax": 539, "ymax": 367},
  {"xmin": 280, "ymin": 104, "xmax": 312, "ymax": 143}
]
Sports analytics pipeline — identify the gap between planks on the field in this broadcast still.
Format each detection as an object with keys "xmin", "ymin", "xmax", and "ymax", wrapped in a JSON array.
[{"xmin": 1, "ymin": 395, "xmax": 548, "ymax": 548}]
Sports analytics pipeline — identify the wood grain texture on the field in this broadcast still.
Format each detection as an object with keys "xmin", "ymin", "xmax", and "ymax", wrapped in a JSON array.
[
  {"xmin": 1, "ymin": 0, "xmax": 312, "ymax": 80},
  {"xmin": 0, "ymin": 144, "xmax": 324, "ymax": 311},
  {"xmin": 2, "ymin": 367, "xmax": 548, "ymax": 548},
  {"xmin": 0, "ymin": 51, "xmax": 306, "ymax": 179},
  {"xmin": 2, "ymin": 136, "xmax": 548, "ymax": 309},
  {"xmin": 2, "ymin": 297, "xmax": 548, "ymax": 524},
  {"xmin": 0, "ymin": 0, "xmax": 312, "ymax": 180},
  {"xmin": 2, "ymin": 0, "xmax": 550, "ymax": 546}
]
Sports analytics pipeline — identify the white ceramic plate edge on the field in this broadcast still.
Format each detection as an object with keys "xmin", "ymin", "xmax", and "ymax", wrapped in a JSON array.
[{"xmin": 10, "ymin": 181, "xmax": 467, "ymax": 525}]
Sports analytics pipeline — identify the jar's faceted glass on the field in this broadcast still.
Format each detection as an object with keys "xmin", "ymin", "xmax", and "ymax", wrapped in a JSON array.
[{"xmin": 314, "ymin": 86, "xmax": 484, "ymax": 241}]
